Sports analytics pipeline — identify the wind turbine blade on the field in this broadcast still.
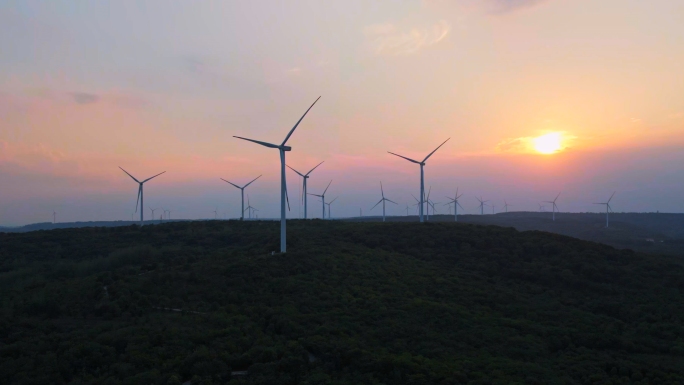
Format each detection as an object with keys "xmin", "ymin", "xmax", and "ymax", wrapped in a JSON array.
[
  {"xmin": 329, "ymin": 197, "xmax": 338, "ymax": 204},
  {"xmin": 244, "ymin": 174, "xmax": 262, "ymax": 188},
  {"xmin": 457, "ymin": 202, "xmax": 464, "ymax": 210},
  {"xmin": 387, "ymin": 151, "xmax": 420, "ymax": 164},
  {"xmin": 305, "ymin": 161, "xmax": 325, "ymax": 176},
  {"xmin": 457, "ymin": 193, "xmax": 463, "ymax": 199},
  {"xmin": 387, "ymin": 199, "xmax": 398, "ymax": 205},
  {"xmin": 286, "ymin": 165, "xmax": 305, "ymax": 177},
  {"xmin": 135, "ymin": 185, "xmax": 141, "ymax": 213},
  {"xmin": 426, "ymin": 186, "xmax": 432, "ymax": 201},
  {"xmin": 119, "ymin": 167, "xmax": 140, "ymax": 183},
  {"xmin": 422, "ymin": 138, "xmax": 451, "ymax": 162},
  {"xmin": 233, "ymin": 136, "xmax": 280, "ymax": 149},
  {"xmin": 370, "ymin": 199, "xmax": 383, "ymax": 210},
  {"xmin": 143, "ymin": 171, "xmax": 166, "ymax": 183},
  {"xmin": 323, "ymin": 180, "xmax": 332, "ymax": 195},
  {"xmin": 308, "ymin": 193, "xmax": 323, "ymax": 197},
  {"xmin": 554, "ymin": 192, "xmax": 561, "ymax": 202},
  {"xmin": 380, "ymin": 181, "xmax": 384, "ymax": 198},
  {"xmin": 411, "ymin": 194, "xmax": 420, "ymax": 203},
  {"xmin": 608, "ymin": 191, "xmax": 616, "ymax": 203},
  {"xmin": 286, "ymin": 185, "xmax": 290, "ymax": 211},
  {"xmin": 220, "ymin": 178, "xmax": 242, "ymax": 189},
  {"xmin": 281, "ymin": 96, "xmax": 321, "ymax": 146}
]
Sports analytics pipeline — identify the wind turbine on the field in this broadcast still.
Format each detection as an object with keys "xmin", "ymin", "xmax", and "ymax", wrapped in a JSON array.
[
  {"xmin": 544, "ymin": 192, "xmax": 561, "ymax": 221},
  {"xmin": 388, "ymin": 138, "xmax": 450, "ymax": 223},
  {"xmin": 503, "ymin": 200, "xmax": 512, "ymax": 213},
  {"xmin": 233, "ymin": 96, "xmax": 320, "ymax": 253},
  {"xmin": 445, "ymin": 189, "xmax": 464, "ymax": 221},
  {"xmin": 149, "ymin": 207, "xmax": 158, "ymax": 221},
  {"xmin": 476, "ymin": 196, "xmax": 489, "ymax": 215},
  {"xmin": 325, "ymin": 197, "xmax": 338, "ymax": 219},
  {"xmin": 119, "ymin": 167, "xmax": 166, "ymax": 226},
  {"xmin": 491, "ymin": 204, "xmax": 497, "ymax": 214},
  {"xmin": 370, "ymin": 182, "xmax": 398, "ymax": 222},
  {"xmin": 593, "ymin": 192, "xmax": 615, "ymax": 228},
  {"xmin": 405, "ymin": 204, "xmax": 410, "ymax": 216},
  {"xmin": 244, "ymin": 196, "xmax": 255, "ymax": 220},
  {"xmin": 287, "ymin": 161, "xmax": 324, "ymax": 219},
  {"xmin": 538, "ymin": 203, "xmax": 546, "ymax": 212},
  {"xmin": 221, "ymin": 175, "xmax": 261, "ymax": 221},
  {"xmin": 52, "ymin": 210, "xmax": 56, "ymax": 224},
  {"xmin": 424, "ymin": 186, "xmax": 433, "ymax": 221},
  {"xmin": 308, "ymin": 180, "xmax": 332, "ymax": 219},
  {"xmin": 212, "ymin": 208, "xmax": 218, "ymax": 220}
]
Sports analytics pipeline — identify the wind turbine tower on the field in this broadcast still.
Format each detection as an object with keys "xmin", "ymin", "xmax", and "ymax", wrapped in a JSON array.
[
  {"xmin": 233, "ymin": 96, "xmax": 321, "ymax": 253},
  {"xmin": 593, "ymin": 192, "xmax": 615, "ymax": 228},
  {"xmin": 544, "ymin": 193, "xmax": 561, "ymax": 221},
  {"xmin": 119, "ymin": 167, "xmax": 166, "ymax": 226},
  {"xmin": 388, "ymin": 138, "xmax": 450, "ymax": 223},
  {"xmin": 370, "ymin": 182, "xmax": 398, "ymax": 222},
  {"xmin": 503, "ymin": 200, "xmax": 512, "ymax": 213}
]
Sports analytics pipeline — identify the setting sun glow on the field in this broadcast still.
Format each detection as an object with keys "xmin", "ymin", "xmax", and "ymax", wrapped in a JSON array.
[{"xmin": 533, "ymin": 133, "xmax": 563, "ymax": 154}]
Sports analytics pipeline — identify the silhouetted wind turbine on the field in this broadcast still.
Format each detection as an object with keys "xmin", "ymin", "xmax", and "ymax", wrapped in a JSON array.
[
  {"xmin": 593, "ymin": 192, "xmax": 615, "ymax": 228},
  {"xmin": 119, "ymin": 167, "xmax": 166, "ymax": 226},
  {"xmin": 538, "ymin": 203, "xmax": 546, "ymax": 212},
  {"xmin": 370, "ymin": 182, "xmax": 398, "ymax": 222},
  {"xmin": 149, "ymin": 207, "xmax": 158, "ymax": 221},
  {"xmin": 445, "ymin": 188, "xmax": 464, "ymax": 221},
  {"xmin": 476, "ymin": 196, "xmax": 489, "ymax": 215},
  {"xmin": 233, "ymin": 96, "xmax": 320, "ymax": 252},
  {"xmin": 544, "ymin": 192, "xmax": 561, "ymax": 221},
  {"xmin": 52, "ymin": 210, "xmax": 56, "ymax": 224},
  {"xmin": 221, "ymin": 175, "xmax": 261, "ymax": 221},
  {"xmin": 244, "ymin": 196, "xmax": 255, "ymax": 220},
  {"xmin": 503, "ymin": 200, "xmax": 512, "ymax": 213},
  {"xmin": 212, "ymin": 208, "xmax": 218, "ymax": 220},
  {"xmin": 388, "ymin": 138, "xmax": 450, "ymax": 223},
  {"xmin": 325, "ymin": 197, "xmax": 338, "ymax": 219},
  {"xmin": 287, "ymin": 161, "xmax": 324, "ymax": 219},
  {"xmin": 308, "ymin": 180, "xmax": 332, "ymax": 219}
]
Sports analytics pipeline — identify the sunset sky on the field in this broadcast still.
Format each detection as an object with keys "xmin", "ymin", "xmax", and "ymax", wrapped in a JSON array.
[{"xmin": 1, "ymin": 0, "xmax": 683, "ymax": 224}]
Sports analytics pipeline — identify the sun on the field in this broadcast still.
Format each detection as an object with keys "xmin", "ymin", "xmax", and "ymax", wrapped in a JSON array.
[{"xmin": 533, "ymin": 132, "xmax": 563, "ymax": 154}]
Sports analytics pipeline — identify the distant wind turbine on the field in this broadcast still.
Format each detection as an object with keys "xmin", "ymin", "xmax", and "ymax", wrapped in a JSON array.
[
  {"xmin": 119, "ymin": 167, "xmax": 166, "ymax": 226},
  {"xmin": 308, "ymin": 180, "xmax": 332, "ymax": 219},
  {"xmin": 149, "ymin": 207, "xmax": 158, "ymax": 221},
  {"xmin": 212, "ymin": 208, "xmax": 218, "ymax": 220},
  {"xmin": 593, "ymin": 192, "xmax": 615, "ymax": 228},
  {"xmin": 544, "ymin": 192, "xmax": 561, "ymax": 221},
  {"xmin": 325, "ymin": 197, "xmax": 338, "ymax": 219},
  {"xmin": 221, "ymin": 175, "xmax": 261, "ymax": 221},
  {"xmin": 244, "ymin": 196, "xmax": 256, "ymax": 220},
  {"xmin": 491, "ymin": 204, "xmax": 497, "ymax": 214},
  {"xmin": 388, "ymin": 138, "xmax": 450, "ymax": 223},
  {"xmin": 233, "ymin": 96, "xmax": 321, "ymax": 253},
  {"xmin": 52, "ymin": 210, "xmax": 56, "ymax": 224},
  {"xmin": 287, "ymin": 161, "xmax": 324, "ymax": 219},
  {"xmin": 503, "ymin": 200, "xmax": 512, "ymax": 213},
  {"xmin": 538, "ymin": 203, "xmax": 546, "ymax": 212},
  {"xmin": 370, "ymin": 182, "xmax": 398, "ymax": 222},
  {"xmin": 445, "ymin": 188, "xmax": 464, "ymax": 221},
  {"xmin": 476, "ymin": 196, "xmax": 489, "ymax": 215}
]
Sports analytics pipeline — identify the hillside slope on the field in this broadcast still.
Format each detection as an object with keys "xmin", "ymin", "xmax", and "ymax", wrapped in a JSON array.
[{"xmin": 1, "ymin": 221, "xmax": 683, "ymax": 384}]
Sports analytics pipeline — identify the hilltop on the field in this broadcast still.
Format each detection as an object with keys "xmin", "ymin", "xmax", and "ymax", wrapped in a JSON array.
[{"xmin": 1, "ymin": 221, "xmax": 683, "ymax": 384}]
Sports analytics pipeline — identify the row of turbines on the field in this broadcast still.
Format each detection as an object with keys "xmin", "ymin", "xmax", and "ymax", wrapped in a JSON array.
[{"xmin": 118, "ymin": 97, "xmax": 617, "ymax": 253}]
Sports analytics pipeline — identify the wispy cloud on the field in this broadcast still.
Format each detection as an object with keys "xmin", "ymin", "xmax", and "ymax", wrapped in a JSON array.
[
  {"xmin": 70, "ymin": 92, "xmax": 99, "ymax": 105},
  {"xmin": 364, "ymin": 20, "xmax": 451, "ymax": 56},
  {"xmin": 424, "ymin": 0, "xmax": 550, "ymax": 15}
]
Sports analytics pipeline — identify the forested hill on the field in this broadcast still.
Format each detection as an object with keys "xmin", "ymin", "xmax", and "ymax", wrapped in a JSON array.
[{"xmin": 1, "ymin": 221, "xmax": 683, "ymax": 384}]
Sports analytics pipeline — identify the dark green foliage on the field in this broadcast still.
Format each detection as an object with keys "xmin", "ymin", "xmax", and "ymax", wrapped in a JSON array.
[{"xmin": 1, "ymin": 221, "xmax": 683, "ymax": 384}]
